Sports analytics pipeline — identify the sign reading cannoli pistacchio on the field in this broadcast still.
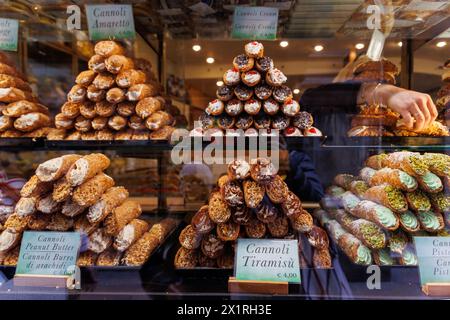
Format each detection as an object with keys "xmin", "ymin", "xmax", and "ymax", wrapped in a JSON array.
[
  {"xmin": 232, "ymin": 7, "xmax": 279, "ymax": 40},
  {"xmin": 414, "ymin": 237, "xmax": 450, "ymax": 285},
  {"xmin": 235, "ymin": 239, "xmax": 301, "ymax": 283},
  {"xmin": 16, "ymin": 232, "xmax": 81, "ymax": 276},
  {"xmin": 0, "ymin": 18, "xmax": 18, "ymax": 51},
  {"xmin": 86, "ymin": 4, "xmax": 135, "ymax": 41}
]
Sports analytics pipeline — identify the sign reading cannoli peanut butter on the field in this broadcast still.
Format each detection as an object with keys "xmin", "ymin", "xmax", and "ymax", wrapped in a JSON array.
[
  {"xmin": 86, "ymin": 4, "xmax": 135, "ymax": 41},
  {"xmin": 0, "ymin": 18, "xmax": 18, "ymax": 51},
  {"xmin": 414, "ymin": 237, "xmax": 450, "ymax": 285},
  {"xmin": 232, "ymin": 7, "xmax": 279, "ymax": 40},
  {"xmin": 16, "ymin": 231, "xmax": 81, "ymax": 276},
  {"xmin": 235, "ymin": 239, "xmax": 300, "ymax": 283}
]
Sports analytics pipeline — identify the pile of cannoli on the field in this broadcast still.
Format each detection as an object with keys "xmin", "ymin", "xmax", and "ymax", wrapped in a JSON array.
[
  {"xmin": 49, "ymin": 41, "xmax": 176, "ymax": 141},
  {"xmin": 192, "ymin": 42, "xmax": 322, "ymax": 138},
  {"xmin": 436, "ymin": 58, "xmax": 449, "ymax": 128},
  {"xmin": 316, "ymin": 151, "xmax": 449, "ymax": 266},
  {"xmin": 174, "ymin": 158, "xmax": 332, "ymax": 269},
  {"xmin": 348, "ymin": 57, "xmax": 449, "ymax": 137},
  {"xmin": 0, "ymin": 153, "xmax": 177, "ymax": 267},
  {"xmin": 0, "ymin": 51, "xmax": 52, "ymax": 138}
]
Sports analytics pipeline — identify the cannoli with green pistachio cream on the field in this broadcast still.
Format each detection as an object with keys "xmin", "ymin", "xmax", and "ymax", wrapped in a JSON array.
[
  {"xmin": 365, "ymin": 154, "xmax": 388, "ymax": 170},
  {"xmin": 383, "ymin": 151, "xmax": 429, "ymax": 177},
  {"xmin": 346, "ymin": 219, "xmax": 387, "ymax": 250},
  {"xmin": 333, "ymin": 174, "xmax": 357, "ymax": 190},
  {"xmin": 334, "ymin": 209, "xmax": 358, "ymax": 230},
  {"xmin": 338, "ymin": 233, "xmax": 373, "ymax": 265},
  {"xmin": 339, "ymin": 191, "xmax": 361, "ymax": 212},
  {"xmin": 363, "ymin": 185, "xmax": 408, "ymax": 213},
  {"xmin": 325, "ymin": 220, "xmax": 347, "ymax": 243},
  {"xmin": 405, "ymin": 190, "xmax": 431, "ymax": 212},
  {"xmin": 398, "ymin": 245, "xmax": 418, "ymax": 266},
  {"xmin": 325, "ymin": 185, "xmax": 346, "ymax": 197},
  {"xmin": 370, "ymin": 168, "xmax": 418, "ymax": 192},
  {"xmin": 416, "ymin": 172, "xmax": 443, "ymax": 194},
  {"xmin": 350, "ymin": 200, "xmax": 399, "ymax": 231},
  {"xmin": 372, "ymin": 248, "xmax": 395, "ymax": 266},
  {"xmin": 349, "ymin": 180, "xmax": 370, "ymax": 198},
  {"xmin": 423, "ymin": 153, "xmax": 450, "ymax": 177},
  {"xmin": 429, "ymin": 192, "xmax": 450, "ymax": 214},
  {"xmin": 415, "ymin": 210, "xmax": 445, "ymax": 233},
  {"xmin": 398, "ymin": 210, "xmax": 420, "ymax": 233},
  {"xmin": 359, "ymin": 167, "xmax": 377, "ymax": 184},
  {"xmin": 387, "ymin": 230, "xmax": 408, "ymax": 255}
]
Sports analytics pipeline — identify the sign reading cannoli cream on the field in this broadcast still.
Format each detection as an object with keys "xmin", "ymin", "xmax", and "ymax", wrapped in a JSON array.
[
  {"xmin": 232, "ymin": 7, "xmax": 279, "ymax": 40},
  {"xmin": 16, "ymin": 231, "xmax": 81, "ymax": 276},
  {"xmin": 0, "ymin": 18, "xmax": 18, "ymax": 51},
  {"xmin": 235, "ymin": 239, "xmax": 300, "ymax": 283},
  {"xmin": 86, "ymin": 4, "xmax": 135, "ymax": 41},
  {"xmin": 414, "ymin": 237, "xmax": 450, "ymax": 285}
]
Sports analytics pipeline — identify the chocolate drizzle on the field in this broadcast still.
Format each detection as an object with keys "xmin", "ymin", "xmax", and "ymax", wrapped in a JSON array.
[
  {"xmin": 293, "ymin": 111, "xmax": 313, "ymax": 129},
  {"xmin": 234, "ymin": 85, "xmax": 253, "ymax": 101},
  {"xmin": 273, "ymin": 85, "xmax": 293, "ymax": 103},
  {"xmin": 256, "ymin": 57, "xmax": 274, "ymax": 72},
  {"xmin": 234, "ymin": 54, "xmax": 250, "ymax": 68},
  {"xmin": 254, "ymin": 84, "xmax": 273, "ymax": 100},
  {"xmin": 272, "ymin": 113, "xmax": 290, "ymax": 130},
  {"xmin": 216, "ymin": 86, "xmax": 233, "ymax": 101},
  {"xmin": 217, "ymin": 114, "xmax": 235, "ymax": 129}
]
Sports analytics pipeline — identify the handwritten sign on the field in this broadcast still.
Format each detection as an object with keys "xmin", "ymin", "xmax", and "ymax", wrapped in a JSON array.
[
  {"xmin": 16, "ymin": 231, "xmax": 81, "ymax": 276},
  {"xmin": 235, "ymin": 239, "xmax": 301, "ymax": 283},
  {"xmin": 86, "ymin": 4, "xmax": 135, "ymax": 41},
  {"xmin": 414, "ymin": 237, "xmax": 450, "ymax": 285},
  {"xmin": 0, "ymin": 18, "xmax": 18, "ymax": 51},
  {"xmin": 232, "ymin": 7, "xmax": 279, "ymax": 40}
]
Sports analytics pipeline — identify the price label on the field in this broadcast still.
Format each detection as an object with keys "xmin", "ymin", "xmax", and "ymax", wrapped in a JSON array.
[
  {"xmin": 235, "ymin": 238, "xmax": 301, "ymax": 283},
  {"xmin": 0, "ymin": 18, "xmax": 18, "ymax": 52},
  {"xmin": 86, "ymin": 4, "xmax": 135, "ymax": 41},
  {"xmin": 232, "ymin": 7, "xmax": 279, "ymax": 40},
  {"xmin": 414, "ymin": 237, "xmax": 450, "ymax": 285}
]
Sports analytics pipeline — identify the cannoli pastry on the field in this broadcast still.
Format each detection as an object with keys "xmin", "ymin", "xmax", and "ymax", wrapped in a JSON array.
[
  {"xmin": 96, "ymin": 248, "xmax": 123, "ymax": 266},
  {"xmin": 104, "ymin": 200, "xmax": 142, "ymax": 236},
  {"xmin": 208, "ymin": 191, "xmax": 231, "ymax": 223},
  {"xmin": 365, "ymin": 153, "xmax": 388, "ymax": 170},
  {"xmin": 74, "ymin": 116, "xmax": 92, "ymax": 132},
  {"xmin": 205, "ymin": 99, "xmax": 224, "ymax": 116},
  {"xmin": 36, "ymin": 154, "xmax": 81, "ymax": 182},
  {"xmin": 244, "ymin": 41, "xmax": 264, "ymax": 58},
  {"xmin": 126, "ymin": 84, "xmax": 157, "ymax": 101},
  {"xmin": 282, "ymin": 100, "xmax": 300, "ymax": 117},
  {"xmin": 233, "ymin": 54, "xmax": 254, "ymax": 72},
  {"xmin": 93, "ymin": 73, "xmax": 115, "ymax": 90},
  {"xmin": 77, "ymin": 251, "xmax": 98, "ymax": 266},
  {"xmin": 253, "ymin": 84, "xmax": 272, "ymax": 101},
  {"xmin": 254, "ymin": 200, "xmax": 278, "ymax": 223},
  {"xmin": 61, "ymin": 102, "xmax": 79, "ymax": 119},
  {"xmin": 94, "ymin": 41, "xmax": 125, "ymax": 57},
  {"xmin": 339, "ymin": 191, "xmax": 360, "ymax": 212},
  {"xmin": 217, "ymin": 221, "xmax": 240, "ymax": 241},
  {"xmin": 215, "ymin": 114, "xmax": 234, "ymax": 130},
  {"xmin": 145, "ymin": 111, "xmax": 173, "ymax": 131},
  {"xmin": 216, "ymin": 86, "xmax": 234, "ymax": 102},
  {"xmin": 136, "ymin": 97, "xmax": 161, "ymax": 119},
  {"xmin": 3, "ymin": 100, "xmax": 49, "ymax": 117},
  {"xmin": 250, "ymin": 158, "xmax": 277, "ymax": 183},
  {"xmin": 334, "ymin": 209, "xmax": 358, "ymax": 229},
  {"xmin": 234, "ymin": 85, "xmax": 253, "ymax": 101},
  {"xmin": 0, "ymin": 205, "xmax": 13, "ymax": 224},
  {"xmin": 363, "ymin": 185, "xmax": 408, "ymax": 213},
  {"xmin": 313, "ymin": 248, "xmax": 332, "ymax": 269},
  {"xmin": 271, "ymin": 113, "xmax": 290, "ymax": 130},
  {"xmin": 20, "ymin": 175, "xmax": 52, "ymax": 198},
  {"xmin": 131, "ymin": 130, "xmax": 150, "ymax": 140},
  {"xmin": 96, "ymin": 129, "xmax": 115, "ymax": 140},
  {"xmin": 200, "ymin": 233, "xmax": 225, "ymax": 259},
  {"xmin": 372, "ymin": 248, "xmax": 395, "ymax": 266},
  {"xmin": 305, "ymin": 127, "xmax": 322, "ymax": 136},
  {"xmin": 0, "ymin": 63, "xmax": 21, "ymax": 78},
  {"xmin": 217, "ymin": 251, "xmax": 234, "ymax": 269},
  {"xmin": 27, "ymin": 212, "xmax": 51, "ymax": 230},
  {"xmin": 72, "ymin": 173, "xmax": 115, "ymax": 207},
  {"xmin": 108, "ymin": 115, "xmax": 127, "ymax": 131},
  {"xmin": 241, "ymin": 70, "xmax": 261, "ymax": 87},
  {"xmin": 78, "ymin": 102, "xmax": 96, "ymax": 120},
  {"xmin": 60, "ymin": 198, "xmax": 85, "ymax": 218},
  {"xmin": 80, "ymin": 131, "xmax": 97, "ymax": 140},
  {"xmin": 0, "ymin": 88, "xmax": 33, "ymax": 103},
  {"xmin": 75, "ymin": 70, "xmax": 96, "ymax": 87},
  {"xmin": 14, "ymin": 112, "xmax": 51, "ymax": 132},
  {"xmin": 387, "ymin": 231, "xmax": 409, "ymax": 254},
  {"xmin": 223, "ymin": 68, "xmax": 240, "ymax": 86},
  {"xmin": 266, "ymin": 68, "xmax": 287, "ymax": 87},
  {"xmin": 73, "ymin": 215, "xmax": 98, "ymax": 236},
  {"xmin": 384, "ymin": 151, "xmax": 428, "ymax": 177},
  {"xmin": 225, "ymin": 99, "xmax": 243, "ymax": 116},
  {"xmin": 127, "ymin": 115, "xmax": 145, "ymax": 131},
  {"xmin": 429, "ymin": 192, "xmax": 449, "ymax": 213},
  {"xmin": 359, "ymin": 167, "xmax": 377, "ymax": 184},
  {"xmin": 52, "ymin": 177, "xmax": 73, "ymax": 203},
  {"xmin": 272, "ymin": 85, "xmax": 292, "ymax": 104},
  {"xmin": 281, "ymin": 191, "xmax": 302, "ymax": 217},
  {"xmin": 174, "ymin": 247, "xmax": 198, "ymax": 268},
  {"xmin": 405, "ymin": 190, "xmax": 431, "ymax": 212},
  {"xmin": 291, "ymin": 209, "xmax": 314, "ymax": 233},
  {"xmin": 114, "ymin": 129, "xmax": 133, "ymax": 140},
  {"xmin": 106, "ymin": 87, "xmax": 126, "ymax": 104},
  {"xmin": 179, "ymin": 224, "xmax": 202, "ymax": 250},
  {"xmin": 350, "ymin": 200, "xmax": 399, "ymax": 231},
  {"xmin": 0, "ymin": 228, "xmax": 21, "ymax": 253},
  {"xmin": 46, "ymin": 213, "xmax": 74, "ymax": 231},
  {"xmin": 254, "ymin": 113, "xmax": 271, "ymax": 129},
  {"xmin": 116, "ymin": 69, "xmax": 146, "ymax": 88},
  {"xmin": 370, "ymin": 168, "xmax": 418, "ymax": 192},
  {"xmin": 146, "ymin": 218, "xmax": 176, "ymax": 244},
  {"xmin": 244, "ymin": 99, "xmax": 261, "ymax": 115},
  {"xmin": 235, "ymin": 114, "xmax": 253, "ymax": 130},
  {"xmin": 398, "ymin": 246, "xmax": 418, "ymax": 266},
  {"xmin": 149, "ymin": 125, "xmax": 175, "ymax": 140},
  {"xmin": 3, "ymin": 246, "xmax": 20, "ymax": 266},
  {"xmin": 265, "ymin": 175, "xmax": 288, "ymax": 203},
  {"xmin": 292, "ymin": 111, "xmax": 313, "ymax": 130},
  {"xmin": 191, "ymin": 205, "xmax": 215, "ymax": 234},
  {"xmin": 312, "ymin": 209, "xmax": 332, "ymax": 227},
  {"xmin": 114, "ymin": 218, "xmax": 150, "ymax": 252},
  {"xmin": 88, "ymin": 54, "xmax": 106, "ymax": 73},
  {"xmin": 0, "ymin": 115, "xmax": 12, "ymax": 132},
  {"xmin": 416, "ymin": 210, "xmax": 445, "ymax": 232},
  {"xmin": 416, "ymin": 172, "xmax": 443, "ymax": 193},
  {"xmin": 333, "ymin": 174, "xmax": 357, "ymax": 190},
  {"xmin": 347, "ymin": 219, "xmax": 386, "ymax": 250},
  {"xmin": 254, "ymin": 56, "xmax": 273, "ymax": 72},
  {"xmin": 53, "ymin": 114, "xmax": 72, "ymax": 130},
  {"xmin": 88, "ymin": 228, "xmax": 112, "ymax": 254},
  {"xmin": 86, "ymin": 85, "xmax": 106, "ymax": 102},
  {"xmin": 398, "ymin": 210, "xmax": 420, "ymax": 233},
  {"xmin": 36, "ymin": 194, "xmax": 60, "ymax": 214},
  {"xmin": 245, "ymin": 218, "xmax": 267, "ymax": 238},
  {"xmin": 267, "ymin": 215, "xmax": 289, "ymax": 238},
  {"xmin": 116, "ymin": 101, "xmax": 135, "ymax": 117},
  {"xmin": 423, "ymin": 153, "xmax": 450, "ymax": 177},
  {"xmin": 338, "ymin": 233, "xmax": 373, "ymax": 265},
  {"xmin": 221, "ymin": 180, "xmax": 244, "ymax": 207},
  {"xmin": 232, "ymin": 205, "xmax": 252, "ymax": 226},
  {"xmin": 25, "ymin": 127, "xmax": 50, "ymax": 138},
  {"xmin": 65, "ymin": 131, "xmax": 81, "ymax": 140},
  {"xmin": 349, "ymin": 180, "xmax": 370, "ymax": 198},
  {"xmin": 243, "ymin": 180, "xmax": 265, "ymax": 209},
  {"xmin": 66, "ymin": 153, "xmax": 110, "ymax": 186},
  {"xmin": 227, "ymin": 159, "xmax": 250, "ymax": 180},
  {"xmin": 325, "ymin": 185, "xmax": 346, "ymax": 197},
  {"xmin": 105, "ymin": 55, "xmax": 134, "ymax": 74},
  {"xmin": 4, "ymin": 213, "xmax": 30, "ymax": 233},
  {"xmin": 0, "ymin": 74, "xmax": 31, "ymax": 92},
  {"xmin": 87, "ymin": 186, "xmax": 128, "ymax": 223},
  {"xmin": 67, "ymin": 85, "xmax": 86, "ymax": 103}
]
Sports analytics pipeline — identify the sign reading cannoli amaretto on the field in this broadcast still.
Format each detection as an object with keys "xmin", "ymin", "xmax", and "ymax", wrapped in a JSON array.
[
  {"xmin": 16, "ymin": 232, "xmax": 81, "ymax": 276},
  {"xmin": 414, "ymin": 237, "xmax": 450, "ymax": 285},
  {"xmin": 86, "ymin": 4, "xmax": 135, "ymax": 41},
  {"xmin": 232, "ymin": 7, "xmax": 279, "ymax": 40},
  {"xmin": 235, "ymin": 239, "xmax": 300, "ymax": 283},
  {"xmin": 0, "ymin": 18, "xmax": 18, "ymax": 51}
]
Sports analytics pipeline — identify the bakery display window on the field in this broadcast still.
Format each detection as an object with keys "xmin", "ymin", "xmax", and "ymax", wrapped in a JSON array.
[{"xmin": 0, "ymin": 0, "xmax": 448, "ymax": 302}]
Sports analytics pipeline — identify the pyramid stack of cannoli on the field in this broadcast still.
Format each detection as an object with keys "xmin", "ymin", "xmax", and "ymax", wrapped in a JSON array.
[
  {"xmin": 174, "ymin": 158, "xmax": 331, "ymax": 269},
  {"xmin": 192, "ymin": 42, "xmax": 322, "ymax": 137},
  {"xmin": 0, "ymin": 152, "xmax": 176, "ymax": 267},
  {"xmin": 0, "ymin": 51, "xmax": 52, "ymax": 138},
  {"xmin": 49, "ymin": 41, "xmax": 176, "ymax": 141},
  {"xmin": 436, "ymin": 58, "xmax": 449, "ymax": 127},
  {"xmin": 316, "ymin": 151, "xmax": 449, "ymax": 266}
]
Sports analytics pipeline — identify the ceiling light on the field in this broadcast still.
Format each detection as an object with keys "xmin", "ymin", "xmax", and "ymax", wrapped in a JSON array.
[
  {"xmin": 397, "ymin": 41, "xmax": 403, "ymax": 47},
  {"xmin": 206, "ymin": 57, "xmax": 215, "ymax": 64},
  {"xmin": 436, "ymin": 41, "xmax": 447, "ymax": 48},
  {"xmin": 192, "ymin": 45, "xmax": 201, "ymax": 52},
  {"xmin": 216, "ymin": 81, "xmax": 224, "ymax": 87},
  {"xmin": 314, "ymin": 45, "xmax": 324, "ymax": 52},
  {"xmin": 293, "ymin": 89, "xmax": 300, "ymax": 95},
  {"xmin": 355, "ymin": 43, "xmax": 365, "ymax": 50},
  {"xmin": 280, "ymin": 41, "xmax": 289, "ymax": 48}
]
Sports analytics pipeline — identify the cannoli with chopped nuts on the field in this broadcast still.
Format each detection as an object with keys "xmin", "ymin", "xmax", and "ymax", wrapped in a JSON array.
[
  {"xmin": 383, "ymin": 151, "xmax": 429, "ymax": 177},
  {"xmin": 14, "ymin": 197, "xmax": 37, "ymax": 217},
  {"xmin": 363, "ymin": 185, "xmax": 408, "ymax": 213},
  {"xmin": 27, "ymin": 213, "xmax": 51, "ymax": 230},
  {"xmin": 36, "ymin": 154, "xmax": 81, "ymax": 182},
  {"xmin": 122, "ymin": 231, "xmax": 160, "ymax": 266},
  {"xmin": 174, "ymin": 247, "xmax": 198, "ymax": 268},
  {"xmin": 338, "ymin": 233, "xmax": 373, "ymax": 265},
  {"xmin": 61, "ymin": 198, "xmax": 86, "ymax": 218},
  {"xmin": 370, "ymin": 168, "xmax": 418, "ymax": 192},
  {"xmin": 208, "ymin": 191, "xmax": 231, "ymax": 223},
  {"xmin": 46, "ymin": 213, "xmax": 73, "ymax": 231},
  {"xmin": 94, "ymin": 41, "xmax": 125, "ymax": 57},
  {"xmin": 146, "ymin": 218, "xmax": 176, "ymax": 243},
  {"xmin": 346, "ymin": 219, "xmax": 386, "ymax": 250},
  {"xmin": 77, "ymin": 251, "xmax": 98, "ymax": 266},
  {"xmin": 36, "ymin": 194, "xmax": 61, "ymax": 214},
  {"xmin": 87, "ymin": 228, "xmax": 112, "ymax": 254},
  {"xmin": 74, "ymin": 215, "xmax": 99, "ymax": 236},
  {"xmin": 72, "ymin": 173, "xmax": 115, "ymax": 207},
  {"xmin": 87, "ymin": 186, "xmax": 129, "ymax": 224},
  {"xmin": 4, "ymin": 214, "xmax": 30, "ymax": 233},
  {"xmin": 350, "ymin": 200, "xmax": 399, "ymax": 231},
  {"xmin": 66, "ymin": 153, "xmax": 110, "ymax": 186},
  {"xmin": 113, "ymin": 218, "xmax": 150, "ymax": 252},
  {"xmin": 105, "ymin": 55, "xmax": 134, "ymax": 74},
  {"xmin": 0, "ymin": 228, "xmax": 21, "ymax": 253},
  {"xmin": 96, "ymin": 248, "xmax": 123, "ymax": 266},
  {"xmin": 104, "ymin": 200, "xmax": 142, "ymax": 236},
  {"xmin": 3, "ymin": 246, "xmax": 20, "ymax": 266},
  {"xmin": 52, "ymin": 177, "xmax": 73, "ymax": 203},
  {"xmin": 333, "ymin": 174, "xmax": 357, "ymax": 190},
  {"xmin": 20, "ymin": 175, "xmax": 52, "ymax": 198}
]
